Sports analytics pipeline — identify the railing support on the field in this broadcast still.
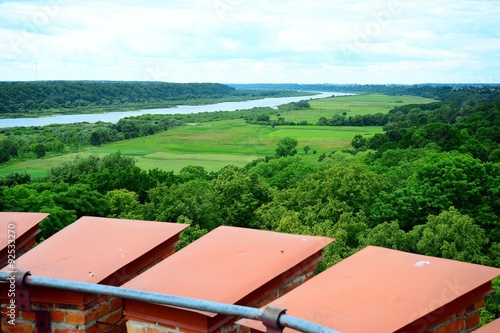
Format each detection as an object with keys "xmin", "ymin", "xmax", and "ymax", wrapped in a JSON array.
[
  {"xmin": 15, "ymin": 270, "xmax": 31, "ymax": 312},
  {"xmin": 0, "ymin": 271, "xmax": 340, "ymax": 333},
  {"xmin": 13, "ymin": 270, "xmax": 51, "ymax": 333},
  {"xmin": 262, "ymin": 305, "xmax": 286, "ymax": 333}
]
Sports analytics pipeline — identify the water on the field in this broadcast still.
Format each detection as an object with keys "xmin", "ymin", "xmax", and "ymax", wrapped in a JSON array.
[{"xmin": 0, "ymin": 92, "xmax": 348, "ymax": 129}]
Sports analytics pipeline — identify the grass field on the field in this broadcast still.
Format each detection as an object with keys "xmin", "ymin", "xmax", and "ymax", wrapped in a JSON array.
[
  {"xmin": 279, "ymin": 94, "xmax": 434, "ymax": 123},
  {"xmin": 0, "ymin": 94, "xmax": 435, "ymax": 176}
]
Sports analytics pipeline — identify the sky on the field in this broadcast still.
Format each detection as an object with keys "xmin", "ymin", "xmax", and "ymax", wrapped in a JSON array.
[{"xmin": 0, "ymin": 0, "xmax": 499, "ymax": 84}]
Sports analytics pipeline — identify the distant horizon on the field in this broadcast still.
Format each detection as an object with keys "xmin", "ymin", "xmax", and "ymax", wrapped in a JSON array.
[
  {"xmin": 0, "ymin": 80, "xmax": 499, "ymax": 86},
  {"xmin": 1, "ymin": 1, "xmax": 498, "ymax": 84}
]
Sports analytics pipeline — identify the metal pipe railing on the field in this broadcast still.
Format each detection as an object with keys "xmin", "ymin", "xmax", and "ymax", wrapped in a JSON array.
[{"xmin": 0, "ymin": 271, "xmax": 340, "ymax": 333}]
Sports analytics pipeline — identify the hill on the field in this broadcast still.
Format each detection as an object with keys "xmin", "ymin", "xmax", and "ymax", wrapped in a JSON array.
[{"xmin": 0, "ymin": 81, "xmax": 305, "ymax": 117}]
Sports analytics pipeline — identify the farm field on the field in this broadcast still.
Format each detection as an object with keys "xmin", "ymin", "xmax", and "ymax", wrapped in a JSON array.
[
  {"xmin": 278, "ymin": 94, "xmax": 435, "ymax": 123},
  {"xmin": 0, "ymin": 94, "xmax": 435, "ymax": 176}
]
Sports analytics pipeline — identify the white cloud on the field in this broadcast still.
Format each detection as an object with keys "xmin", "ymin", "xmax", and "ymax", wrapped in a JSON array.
[{"xmin": 0, "ymin": 0, "xmax": 498, "ymax": 83}]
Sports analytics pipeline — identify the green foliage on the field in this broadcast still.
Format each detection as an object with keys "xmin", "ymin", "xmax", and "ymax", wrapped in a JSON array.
[
  {"xmin": 32, "ymin": 143, "xmax": 48, "ymax": 158},
  {"xmin": 410, "ymin": 208, "xmax": 489, "ymax": 264},
  {"xmin": 212, "ymin": 165, "xmax": 271, "ymax": 228},
  {"xmin": 359, "ymin": 221, "xmax": 411, "ymax": 252},
  {"xmin": 0, "ymin": 138, "xmax": 19, "ymax": 163},
  {"xmin": 105, "ymin": 189, "xmax": 142, "ymax": 219},
  {"xmin": 0, "ymin": 81, "xmax": 235, "ymax": 115},
  {"xmin": 351, "ymin": 134, "xmax": 367, "ymax": 150},
  {"xmin": 247, "ymin": 156, "xmax": 316, "ymax": 189},
  {"xmin": 256, "ymin": 161, "xmax": 385, "ymax": 231},
  {"xmin": 481, "ymin": 278, "xmax": 500, "ymax": 326},
  {"xmin": 38, "ymin": 206, "xmax": 77, "ymax": 240},
  {"xmin": 317, "ymin": 113, "xmax": 388, "ymax": 127},
  {"xmin": 278, "ymin": 100, "xmax": 311, "ymax": 111},
  {"xmin": 51, "ymin": 183, "xmax": 108, "ymax": 218},
  {"xmin": 178, "ymin": 165, "xmax": 212, "ymax": 182},
  {"xmin": 411, "ymin": 123, "xmax": 462, "ymax": 151},
  {"xmin": 176, "ymin": 222, "xmax": 209, "ymax": 250},
  {"xmin": 144, "ymin": 180, "xmax": 222, "ymax": 230},
  {"xmin": 370, "ymin": 152, "xmax": 492, "ymax": 232},
  {"xmin": 0, "ymin": 172, "xmax": 31, "ymax": 187},
  {"xmin": 275, "ymin": 137, "xmax": 298, "ymax": 157},
  {"xmin": 47, "ymin": 152, "xmax": 135, "ymax": 184}
]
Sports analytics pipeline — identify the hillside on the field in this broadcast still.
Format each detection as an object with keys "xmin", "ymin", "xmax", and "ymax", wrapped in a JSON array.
[{"xmin": 0, "ymin": 81, "xmax": 306, "ymax": 117}]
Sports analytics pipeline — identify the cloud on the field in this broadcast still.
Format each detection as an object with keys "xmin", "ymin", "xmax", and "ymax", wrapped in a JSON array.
[{"xmin": 0, "ymin": 0, "xmax": 498, "ymax": 83}]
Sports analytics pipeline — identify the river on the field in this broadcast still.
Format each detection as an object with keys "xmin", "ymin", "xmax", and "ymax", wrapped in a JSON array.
[{"xmin": 0, "ymin": 92, "xmax": 348, "ymax": 129}]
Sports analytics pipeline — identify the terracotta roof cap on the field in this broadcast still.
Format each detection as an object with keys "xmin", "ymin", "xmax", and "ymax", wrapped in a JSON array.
[
  {"xmin": 238, "ymin": 246, "xmax": 500, "ymax": 333},
  {"xmin": 1, "ymin": 216, "xmax": 188, "ymax": 284}
]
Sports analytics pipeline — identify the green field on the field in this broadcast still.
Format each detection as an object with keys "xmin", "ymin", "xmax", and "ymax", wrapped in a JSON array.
[
  {"xmin": 0, "ymin": 94, "xmax": 435, "ymax": 176},
  {"xmin": 278, "ymin": 94, "xmax": 434, "ymax": 123}
]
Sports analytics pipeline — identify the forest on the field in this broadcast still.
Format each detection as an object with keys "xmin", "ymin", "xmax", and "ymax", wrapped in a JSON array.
[
  {"xmin": 0, "ymin": 84, "xmax": 500, "ymax": 323},
  {"xmin": 0, "ymin": 81, "xmax": 306, "ymax": 117}
]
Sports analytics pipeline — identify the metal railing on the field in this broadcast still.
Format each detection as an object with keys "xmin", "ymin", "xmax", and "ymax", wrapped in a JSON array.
[{"xmin": 0, "ymin": 271, "xmax": 340, "ymax": 333}]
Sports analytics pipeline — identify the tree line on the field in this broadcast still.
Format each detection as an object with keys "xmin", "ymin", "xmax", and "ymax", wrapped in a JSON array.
[
  {"xmin": 0, "ymin": 81, "xmax": 306, "ymax": 117},
  {"xmin": 231, "ymin": 83, "xmax": 497, "ymax": 102}
]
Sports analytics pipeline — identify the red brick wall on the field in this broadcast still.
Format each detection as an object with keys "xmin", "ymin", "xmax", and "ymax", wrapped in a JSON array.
[
  {"xmin": 422, "ymin": 299, "xmax": 484, "ymax": 333},
  {"xmin": 1, "ymin": 296, "xmax": 125, "ymax": 333},
  {"xmin": 125, "ymin": 266, "xmax": 316, "ymax": 333}
]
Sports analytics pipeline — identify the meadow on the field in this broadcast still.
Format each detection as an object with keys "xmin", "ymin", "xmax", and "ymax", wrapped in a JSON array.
[{"xmin": 0, "ymin": 94, "xmax": 434, "ymax": 175}]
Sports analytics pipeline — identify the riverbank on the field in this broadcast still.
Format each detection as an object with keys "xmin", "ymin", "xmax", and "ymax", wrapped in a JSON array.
[{"xmin": 0, "ymin": 92, "xmax": 331, "ymax": 129}]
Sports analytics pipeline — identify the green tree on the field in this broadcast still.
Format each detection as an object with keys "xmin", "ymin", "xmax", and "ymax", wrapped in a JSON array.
[
  {"xmin": 257, "ymin": 161, "xmax": 385, "ymax": 231},
  {"xmin": 38, "ymin": 206, "xmax": 77, "ymax": 240},
  {"xmin": 178, "ymin": 165, "xmax": 211, "ymax": 182},
  {"xmin": 411, "ymin": 123, "xmax": 462, "ymax": 151},
  {"xmin": 0, "ymin": 138, "xmax": 19, "ymax": 163},
  {"xmin": 351, "ymin": 134, "xmax": 367, "ymax": 150},
  {"xmin": 480, "ymin": 278, "xmax": 500, "ymax": 326},
  {"xmin": 366, "ymin": 133, "xmax": 389, "ymax": 150},
  {"xmin": 359, "ymin": 221, "xmax": 412, "ymax": 252},
  {"xmin": 409, "ymin": 208, "xmax": 489, "ymax": 264},
  {"xmin": 247, "ymin": 156, "xmax": 315, "ymax": 189},
  {"xmin": 90, "ymin": 130, "xmax": 103, "ymax": 146},
  {"xmin": 275, "ymin": 137, "xmax": 298, "ymax": 157},
  {"xmin": 32, "ymin": 143, "xmax": 48, "ymax": 158},
  {"xmin": 105, "ymin": 189, "xmax": 142, "ymax": 219},
  {"xmin": 0, "ymin": 172, "xmax": 31, "ymax": 187},
  {"xmin": 303, "ymin": 145, "xmax": 311, "ymax": 154},
  {"xmin": 53, "ymin": 140, "xmax": 65, "ymax": 153},
  {"xmin": 176, "ymin": 221, "xmax": 208, "ymax": 250},
  {"xmin": 274, "ymin": 211, "xmax": 368, "ymax": 272},
  {"xmin": 213, "ymin": 166, "xmax": 271, "ymax": 228},
  {"xmin": 144, "ymin": 180, "xmax": 222, "ymax": 230},
  {"xmin": 370, "ymin": 151, "xmax": 490, "ymax": 231},
  {"xmin": 1, "ymin": 183, "xmax": 78, "ymax": 240},
  {"xmin": 52, "ymin": 183, "xmax": 109, "ymax": 218}
]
